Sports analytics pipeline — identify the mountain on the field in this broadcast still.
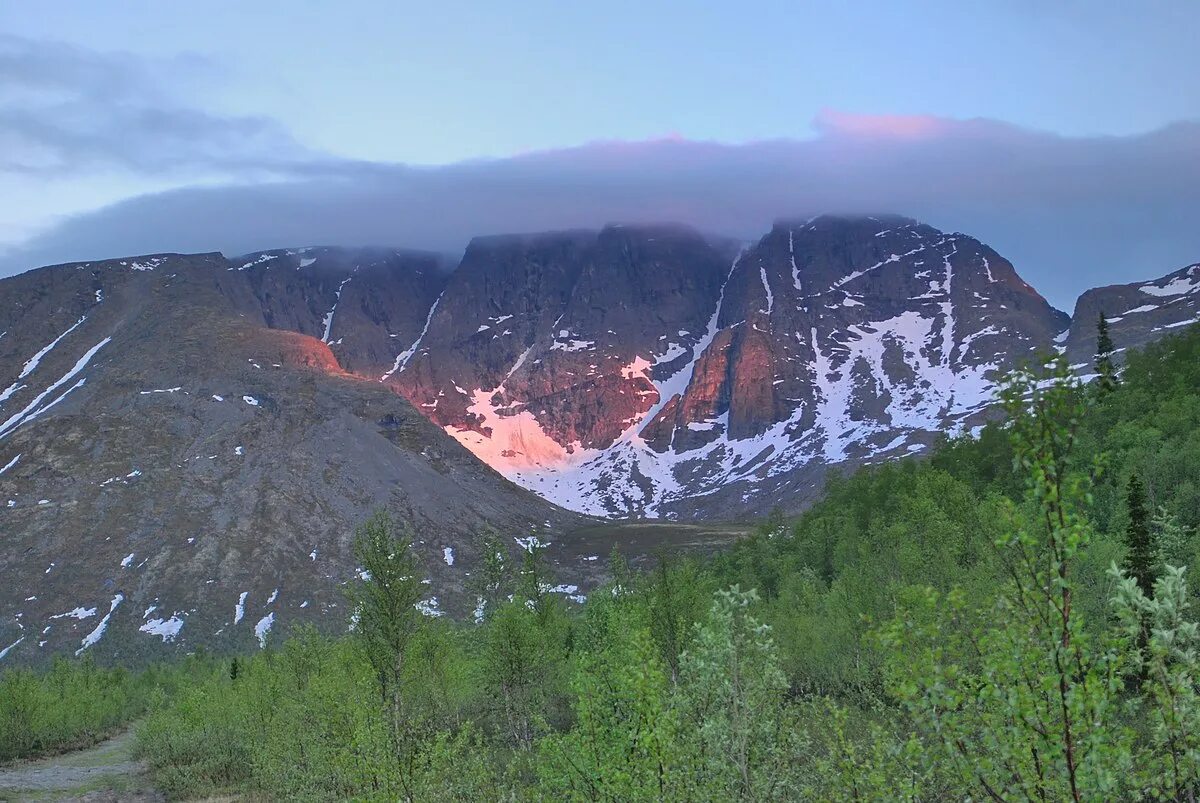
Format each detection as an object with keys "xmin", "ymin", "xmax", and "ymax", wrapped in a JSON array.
[
  {"xmin": 0, "ymin": 251, "xmax": 585, "ymax": 663},
  {"xmin": 1063, "ymin": 261, "xmax": 1200, "ymax": 370},
  {"xmin": 234, "ymin": 246, "xmax": 449, "ymax": 376},
  {"xmin": 1, "ymin": 217, "xmax": 1195, "ymax": 662},
  {"xmin": 381, "ymin": 216, "xmax": 1068, "ymax": 518}
]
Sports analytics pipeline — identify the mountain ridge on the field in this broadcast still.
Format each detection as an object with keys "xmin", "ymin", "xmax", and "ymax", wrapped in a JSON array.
[
  {"xmin": 1, "ymin": 215, "xmax": 1197, "ymax": 661},
  {"xmin": 378, "ymin": 215, "xmax": 1070, "ymax": 517}
]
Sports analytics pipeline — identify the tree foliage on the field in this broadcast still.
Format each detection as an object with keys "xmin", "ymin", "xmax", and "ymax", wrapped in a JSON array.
[
  {"xmin": 56, "ymin": 323, "xmax": 1200, "ymax": 799},
  {"xmin": 1126, "ymin": 473, "xmax": 1157, "ymax": 595},
  {"xmin": 1096, "ymin": 311, "xmax": 1120, "ymax": 394}
]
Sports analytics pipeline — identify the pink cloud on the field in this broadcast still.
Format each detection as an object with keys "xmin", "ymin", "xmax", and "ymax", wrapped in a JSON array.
[{"xmin": 813, "ymin": 109, "xmax": 961, "ymax": 139}]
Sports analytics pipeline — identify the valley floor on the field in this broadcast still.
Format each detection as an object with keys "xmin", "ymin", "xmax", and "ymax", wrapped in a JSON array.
[{"xmin": 563, "ymin": 520, "xmax": 751, "ymax": 561}]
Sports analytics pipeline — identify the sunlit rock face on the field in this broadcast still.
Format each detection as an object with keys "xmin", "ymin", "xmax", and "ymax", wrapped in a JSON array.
[{"xmin": 373, "ymin": 215, "xmax": 1071, "ymax": 519}]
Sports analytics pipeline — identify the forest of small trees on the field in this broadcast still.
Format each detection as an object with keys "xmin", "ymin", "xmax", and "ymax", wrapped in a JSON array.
[{"xmin": 4, "ymin": 323, "xmax": 1200, "ymax": 801}]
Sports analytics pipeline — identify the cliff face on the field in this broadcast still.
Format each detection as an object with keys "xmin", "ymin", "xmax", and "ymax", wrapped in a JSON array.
[
  {"xmin": 384, "ymin": 225, "xmax": 733, "ymax": 451},
  {"xmin": 369, "ymin": 216, "xmax": 1067, "ymax": 518}
]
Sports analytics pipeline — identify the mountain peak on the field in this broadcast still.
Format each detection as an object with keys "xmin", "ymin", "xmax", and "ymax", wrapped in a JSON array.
[{"xmin": 773, "ymin": 212, "xmax": 922, "ymax": 232}]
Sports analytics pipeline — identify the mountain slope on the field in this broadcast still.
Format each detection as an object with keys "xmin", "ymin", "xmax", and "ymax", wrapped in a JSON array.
[{"xmin": 0, "ymin": 253, "xmax": 582, "ymax": 664}]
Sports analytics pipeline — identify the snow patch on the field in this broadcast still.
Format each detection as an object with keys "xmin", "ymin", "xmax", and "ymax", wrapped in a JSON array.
[
  {"xmin": 415, "ymin": 598, "xmax": 444, "ymax": 617},
  {"xmin": 550, "ymin": 338, "xmax": 595, "ymax": 352},
  {"xmin": 515, "ymin": 535, "xmax": 546, "ymax": 552},
  {"xmin": 16, "ymin": 317, "xmax": 86, "ymax": 382},
  {"xmin": 51, "ymin": 606, "xmax": 97, "ymax": 620},
  {"xmin": 0, "ymin": 637, "xmax": 24, "ymax": 661},
  {"xmin": 788, "ymin": 230, "xmax": 803, "ymax": 293},
  {"xmin": 234, "ymin": 591, "xmax": 248, "ymax": 625},
  {"xmin": 0, "ymin": 337, "xmax": 112, "ymax": 441},
  {"xmin": 239, "ymin": 253, "xmax": 280, "ymax": 270},
  {"xmin": 321, "ymin": 276, "xmax": 353, "ymax": 343},
  {"xmin": 382, "ymin": 292, "xmax": 443, "ymax": 380},
  {"xmin": 139, "ymin": 615, "xmax": 184, "ymax": 642},
  {"xmin": 1141, "ymin": 268, "xmax": 1200, "ymax": 297},
  {"xmin": 75, "ymin": 594, "xmax": 123, "ymax": 656},
  {"xmin": 254, "ymin": 612, "xmax": 274, "ymax": 648},
  {"xmin": 126, "ymin": 257, "xmax": 166, "ymax": 271},
  {"xmin": 759, "ymin": 265, "xmax": 774, "ymax": 314}
]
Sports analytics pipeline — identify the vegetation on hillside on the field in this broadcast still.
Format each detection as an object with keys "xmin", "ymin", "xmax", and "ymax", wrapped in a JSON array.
[
  {"xmin": 0, "ymin": 657, "xmax": 194, "ymax": 762},
  {"xmin": 4, "ymin": 325, "xmax": 1200, "ymax": 800}
]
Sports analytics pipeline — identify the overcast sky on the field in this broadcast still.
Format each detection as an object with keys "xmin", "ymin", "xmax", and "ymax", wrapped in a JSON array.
[{"xmin": 1, "ymin": 1, "xmax": 1197, "ymax": 309}]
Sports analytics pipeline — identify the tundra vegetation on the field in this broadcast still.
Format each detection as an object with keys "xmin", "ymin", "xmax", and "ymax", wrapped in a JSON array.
[{"xmin": 4, "ymin": 325, "xmax": 1200, "ymax": 801}]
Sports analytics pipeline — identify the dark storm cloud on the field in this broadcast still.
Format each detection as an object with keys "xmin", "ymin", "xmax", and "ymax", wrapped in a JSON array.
[
  {"xmin": 0, "ymin": 34, "xmax": 312, "ymax": 175},
  {"xmin": 1, "ymin": 80, "xmax": 1197, "ymax": 308}
]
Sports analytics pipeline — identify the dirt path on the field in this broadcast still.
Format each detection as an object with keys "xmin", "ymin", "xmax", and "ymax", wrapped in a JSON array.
[{"xmin": 0, "ymin": 729, "xmax": 162, "ymax": 802}]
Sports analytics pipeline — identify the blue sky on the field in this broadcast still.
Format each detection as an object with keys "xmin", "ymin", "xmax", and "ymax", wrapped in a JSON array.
[
  {"xmin": 6, "ymin": 1, "xmax": 1195, "ymax": 160},
  {"xmin": 1, "ymin": 1, "xmax": 1197, "ymax": 306}
]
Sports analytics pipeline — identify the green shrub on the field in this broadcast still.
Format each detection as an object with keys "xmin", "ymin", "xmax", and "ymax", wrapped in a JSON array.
[{"xmin": 0, "ymin": 656, "xmax": 163, "ymax": 761}]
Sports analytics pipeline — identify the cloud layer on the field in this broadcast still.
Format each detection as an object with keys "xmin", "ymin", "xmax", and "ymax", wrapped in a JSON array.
[
  {"xmin": 5, "ymin": 110, "xmax": 1198, "ymax": 309},
  {"xmin": 1, "ymin": 36, "xmax": 1196, "ymax": 310},
  {"xmin": 0, "ymin": 34, "xmax": 312, "ymax": 176}
]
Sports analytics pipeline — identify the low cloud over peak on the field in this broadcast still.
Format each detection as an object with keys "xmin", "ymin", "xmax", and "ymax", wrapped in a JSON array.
[{"xmin": 2, "ymin": 112, "xmax": 1197, "ymax": 309}]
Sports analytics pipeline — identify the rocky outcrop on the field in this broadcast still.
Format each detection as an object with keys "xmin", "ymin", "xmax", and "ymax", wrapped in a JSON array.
[{"xmin": 227, "ymin": 246, "xmax": 450, "ymax": 377}]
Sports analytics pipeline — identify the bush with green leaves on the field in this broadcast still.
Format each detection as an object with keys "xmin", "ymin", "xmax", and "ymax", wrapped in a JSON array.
[
  {"xmin": 882, "ymin": 361, "xmax": 1135, "ymax": 800},
  {"xmin": 127, "ymin": 325, "xmax": 1200, "ymax": 800},
  {"xmin": 536, "ymin": 588, "xmax": 678, "ymax": 801},
  {"xmin": 0, "ymin": 656, "xmax": 184, "ymax": 762}
]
